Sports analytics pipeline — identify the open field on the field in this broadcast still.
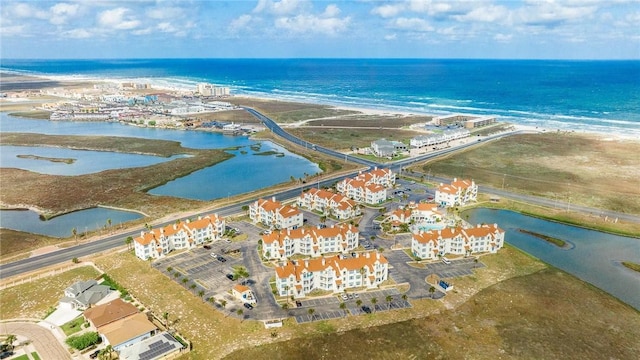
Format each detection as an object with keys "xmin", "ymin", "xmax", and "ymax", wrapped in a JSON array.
[
  {"xmin": 303, "ymin": 114, "xmax": 431, "ymax": 128},
  {"xmin": 187, "ymin": 109, "xmax": 261, "ymax": 124},
  {"xmin": 0, "ymin": 265, "xmax": 101, "ymax": 320},
  {"xmin": 0, "ymin": 229, "xmax": 62, "ymax": 263},
  {"xmin": 286, "ymin": 128, "xmax": 424, "ymax": 151},
  {"xmin": 225, "ymin": 266, "xmax": 640, "ymax": 360},
  {"xmin": 0, "ymin": 134, "xmax": 231, "ymax": 219},
  {"xmin": 410, "ymin": 132, "xmax": 640, "ymax": 215},
  {"xmin": 226, "ymin": 97, "xmax": 359, "ymax": 123}
]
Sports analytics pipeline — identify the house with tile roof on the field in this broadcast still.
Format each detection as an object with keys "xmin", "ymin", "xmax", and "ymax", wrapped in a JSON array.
[
  {"xmin": 84, "ymin": 298, "xmax": 139, "ymax": 328},
  {"xmin": 133, "ymin": 214, "xmax": 225, "ymax": 260},
  {"xmin": 262, "ymin": 224, "xmax": 359, "ymax": 260},
  {"xmin": 409, "ymin": 203, "xmax": 443, "ymax": 225},
  {"xmin": 336, "ymin": 167, "xmax": 395, "ymax": 204},
  {"xmin": 297, "ymin": 188, "xmax": 360, "ymax": 220},
  {"xmin": 274, "ymin": 251, "xmax": 388, "ymax": 298},
  {"xmin": 59, "ymin": 280, "xmax": 111, "ymax": 310},
  {"xmin": 411, "ymin": 224, "xmax": 504, "ymax": 260},
  {"xmin": 232, "ymin": 284, "xmax": 256, "ymax": 305},
  {"xmin": 249, "ymin": 197, "xmax": 303, "ymax": 230},
  {"xmin": 99, "ymin": 312, "xmax": 157, "ymax": 352},
  {"xmin": 434, "ymin": 178, "xmax": 477, "ymax": 207}
]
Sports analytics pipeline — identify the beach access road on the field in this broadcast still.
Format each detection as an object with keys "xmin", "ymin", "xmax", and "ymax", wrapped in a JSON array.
[{"xmin": 0, "ymin": 321, "xmax": 71, "ymax": 359}]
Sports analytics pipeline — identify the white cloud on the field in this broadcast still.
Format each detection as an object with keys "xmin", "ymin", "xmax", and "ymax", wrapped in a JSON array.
[
  {"xmin": 50, "ymin": 3, "xmax": 80, "ymax": 25},
  {"xmin": 230, "ymin": 14, "xmax": 253, "ymax": 32},
  {"xmin": 97, "ymin": 7, "xmax": 140, "ymax": 30},
  {"xmin": 146, "ymin": 6, "xmax": 185, "ymax": 20},
  {"xmin": 391, "ymin": 17, "xmax": 434, "ymax": 32},
  {"xmin": 275, "ymin": 13, "xmax": 351, "ymax": 35},
  {"xmin": 132, "ymin": 27, "xmax": 153, "ymax": 36},
  {"xmin": 0, "ymin": 24, "xmax": 26, "ymax": 36},
  {"xmin": 9, "ymin": 3, "xmax": 48, "ymax": 19},
  {"xmin": 517, "ymin": 1, "xmax": 597, "ymax": 27},
  {"xmin": 371, "ymin": 4, "xmax": 406, "ymax": 18},
  {"xmin": 494, "ymin": 33, "xmax": 513, "ymax": 42},
  {"xmin": 384, "ymin": 33, "xmax": 398, "ymax": 40},
  {"xmin": 61, "ymin": 28, "xmax": 92, "ymax": 39},
  {"xmin": 323, "ymin": 4, "xmax": 340, "ymax": 18},
  {"xmin": 254, "ymin": 0, "xmax": 305, "ymax": 15},
  {"xmin": 453, "ymin": 4, "xmax": 508, "ymax": 23}
]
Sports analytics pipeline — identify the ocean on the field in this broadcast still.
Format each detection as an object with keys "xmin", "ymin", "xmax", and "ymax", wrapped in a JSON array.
[{"xmin": 2, "ymin": 59, "xmax": 639, "ymax": 137}]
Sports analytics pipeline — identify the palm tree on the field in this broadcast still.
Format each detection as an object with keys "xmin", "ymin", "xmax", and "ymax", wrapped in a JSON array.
[
  {"xmin": 181, "ymin": 277, "xmax": 189, "ymax": 285},
  {"xmin": 474, "ymin": 257, "xmax": 479, "ymax": 268},
  {"xmin": 356, "ymin": 299, "xmax": 363, "ymax": 308},
  {"xmin": 339, "ymin": 302, "xmax": 347, "ymax": 316},
  {"xmin": 242, "ymin": 205, "xmax": 249, "ymax": 215},
  {"xmin": 307, "ymin": 308, "xmax": 316, "ymax": 320},
  {"xmin": 237, "ymin": 309, "xmax": 244, "ymax": 321},
  {"xmin": 198, "ymin": 290, "xmax": 205, "ymax": 301},
  {"xmin": 173, "ymin": 272, "xmax": 180, "ymax": 278},
  {"xmin": 371, "ymin": 297, "xmax": 378, "ymax": 312},
  {"xmin": 125, "ymin": 236, "xmax": 133, "ymax": 251},
  {"xmin": 71, "ymin": 227, "xmax": 77, "ymax": 243},
  {"xmin": 401, "ymin": 294, "xmax": 408, "ymax": 302},
  {"xmin": 98, "ymin": 345, "xmax": 114, "ymax": 360},
  {"xmin": 385, "ymin": 295, "xmax": 393, "ymax": 309},
  {"xmin": 4, "ymin": 334, "xmax": 16, "ymax": 351},
  {"xmin": 189, "ymin": 284, "xmax": 197, "ymax": 293},
  {"xmin": 233, "ymin": 265, "xmax": 250, "ymax": 284},
  {"xmin": 429, "ymin": 286, "xmax": 436, "ymax": 299},
  {"xmin": 207, "ymin": 297, "xmax": 216, "ymax": 306},
  {"xmin": 162, "ymin": 312, "xmax": 169, "ymax": 329},
  {"xmin": 220, "ymin": 299, "xmax": 227, "ymax": 310},
  {"xmin": 107, "ymin": 218, "xmax": 112, "ymax": 231},
  {"xmin": 281, "ymin": 303, "xmax": 289, "ymax": 312}
]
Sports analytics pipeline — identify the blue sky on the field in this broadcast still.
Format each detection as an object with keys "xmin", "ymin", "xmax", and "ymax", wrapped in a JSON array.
[{"xmin": 1, "ymin": 0, "xmax": 639, "ymax": 59}]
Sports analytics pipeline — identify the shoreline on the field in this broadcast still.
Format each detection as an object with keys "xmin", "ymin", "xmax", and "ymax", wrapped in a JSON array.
[{"xmin": 2, "ymin": 70, "xmax": 639, "ymax": 141}]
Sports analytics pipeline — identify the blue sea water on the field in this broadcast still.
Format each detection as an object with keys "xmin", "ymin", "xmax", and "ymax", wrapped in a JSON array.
[{"xmin": 2, "ymin": 59, "xmax": 639, "ymax": 137}]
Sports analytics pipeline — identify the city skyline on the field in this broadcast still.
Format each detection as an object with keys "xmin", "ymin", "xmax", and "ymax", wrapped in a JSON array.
[{"xmin": 1, "ymin": 0, "xmax": 639, "ymax": 59}]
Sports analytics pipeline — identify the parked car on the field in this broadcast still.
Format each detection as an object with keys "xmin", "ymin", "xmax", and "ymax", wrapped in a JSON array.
[
  {"xmin": 210, "ymin": 253, "xmax": 217, "ymax": 258},
  {"xmin": 295, "ymin": 300, "xmax": 302, "ymax": 307},
  {"xmin": 89, "ymin": 350, "xmax": 100, "ymax": 359},
  {"xmin": 354, "ymin": 293, "xmax": 359, "ymax": 299},
  {"xmin": 203, "ymin": 245, "xmax": 211, "ymax": 250},
  {"xmin": 243, "ymin": 303, "xmax": 253, "ymax": 310},
  {"xmin": 361, "ymin": 306, "xmax": 372, "ymax": 314},
  {"xmin": 441, "ymin": 257, "xmax": 452, "ymax": 265},
  {"xmin": 341, "ymin": 293, "xmax": 348, "ymax": 301},
  {"xmin": 217, "ymin": 256, "xmax": 227, "ymax": 262},
  {"xmin": 226, "ymin": 274, "xmax": 235, "ymax": 280}
]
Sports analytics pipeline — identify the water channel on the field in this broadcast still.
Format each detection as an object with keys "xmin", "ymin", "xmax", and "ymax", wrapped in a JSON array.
[
  {"xmin": 465, "ymin": 208, "xmax": 640, "ymax": 310},
  {"xmin": 0, "ymin": 112, "xmax": 320, "ymax": 234}
]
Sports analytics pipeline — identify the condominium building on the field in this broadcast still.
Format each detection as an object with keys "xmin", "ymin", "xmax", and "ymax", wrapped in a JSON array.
[
  {"xmin": 249, "ymin": 197, "xmax": 303, "ymax": 230},
  {"xmin": 336, "ymin": 167, "xmax": 395, "ymax": 204},
  {"xmin": 133, "ymin": 214, "xmax": 225, "ymax": 260},
  {"xmin": 297, "ymin": 188, "xmax": 360, "ymax": 220},
  {"xmin": 410, "ymin": 129, "xmax": 470, "ymax": 148},
  {"xmin": 411, "ymin": 224, "xmax": 505, "ymax": 260},
  {"xmin": 275, "ymin": 251, "xmax": 389, "ymax": 298},
  {"xmin": 434, "ymin": 178, "xmax": 477, "ymax": 207},
  {"xmin": 262, "ymin": 224, "xmax": 359, "ymax": 260}
]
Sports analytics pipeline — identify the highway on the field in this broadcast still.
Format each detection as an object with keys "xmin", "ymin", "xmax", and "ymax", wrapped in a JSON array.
[{"xmin": 2, "ymin": 108, "xmax": 637, "ymax": 279}]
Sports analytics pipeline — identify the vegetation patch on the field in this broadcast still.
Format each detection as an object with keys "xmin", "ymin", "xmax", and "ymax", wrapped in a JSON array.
[
  {"xmin": 252, "ymin": 150, "xmax": 284, "ymax": 156},
  {"xmin": 287, "ymin": 127, "xmax": 423, "ymax": 151},
  {"xmin": 621, "ymin": 261, "xmax": 640, "ymax": 273},
  {"xmin": 0, "ymin": 229, "xmax": 61, "ymax": 263},
  {"xmin": 16, "ymin": 154, "xmax": 75, "ymax": 164},
  {"xmin": 60, "ymin": 316, "xmax": 86, "ymax": 336},
  {"xmin": 518, "ymin": 229, "xmax": 567, "ymax": 248},
  {"xmin": 65, "ymin": 331, "xmax": 99, "ymax": 350}
]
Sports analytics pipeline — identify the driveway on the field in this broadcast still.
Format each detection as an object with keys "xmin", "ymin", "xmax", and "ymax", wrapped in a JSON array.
[{"xmin": 0, "ymin": 322, "xmax": 70, "ymax": 359}]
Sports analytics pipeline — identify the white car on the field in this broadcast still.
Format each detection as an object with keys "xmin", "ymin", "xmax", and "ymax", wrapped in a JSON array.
[
  {"xmin": 341, "ymin": 294, "xmax": 348, "ymax": 301},
  {"xmin": 210, "ymin": 253, "xmax": 217, "ymax": 258},
  {"xmin": 441, "ymin": 257, "xmax": 451, "ymax": 265}
]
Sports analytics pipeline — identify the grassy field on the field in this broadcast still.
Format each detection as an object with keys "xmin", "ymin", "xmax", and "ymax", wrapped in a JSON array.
[
  {"xmin": 304, "ymin": 114, "xmax": 431, "ymax": 128},
  {"xmin": 188, "ymin": 109, "xmax": 261, "ymax": 124},
  {"xmin": 226, "ymin": 97, "xmax": 358, "ymax": 123},
  {"xmin": 286, "ymin": 128, "xmax": 424, "ymax": 151},
  {"xmin": 410, "ymin": 132, "xmax": 640, "ymax": 214},
  {"xmin": 0, "ymin": 265, "xmax": 101, "ymax": 320},
  {"xmin": 0, "ymin": 229, "xmax": 63, "ymax": 263},
  {"xmin": 225, "ymin": 266, "xmax": 640, "ymax": 360}
]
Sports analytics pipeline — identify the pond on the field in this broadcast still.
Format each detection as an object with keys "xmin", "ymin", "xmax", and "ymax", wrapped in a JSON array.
[
  {"xmin": 465, "ymin": 208, "xmax": 640, "ymax": 310},
  {"xmin": 0, "ymin": 207, "xmax": 143, "ymax": 238}
]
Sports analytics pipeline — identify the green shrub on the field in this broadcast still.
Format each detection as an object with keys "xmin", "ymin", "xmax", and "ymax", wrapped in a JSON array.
[{"xmin": 65, "ymin": 332, "xmax": 99, "ymax": 350}]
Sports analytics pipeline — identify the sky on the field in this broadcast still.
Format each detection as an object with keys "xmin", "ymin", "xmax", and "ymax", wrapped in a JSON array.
[{"xmin": 1, "ymin": 0, "xmax": 639, "ymax": 59}]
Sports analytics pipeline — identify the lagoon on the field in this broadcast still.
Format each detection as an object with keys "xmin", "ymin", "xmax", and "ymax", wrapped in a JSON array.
[
  {"xmin": 0, "ymin": 208, "xmax": 143, "ymax": 238},
  {"xmin": 1, "ymin": 145, "xmax": 185, "ymax": 175},
  {"xmin": 465, "ymin": 208, "xmax": 640, "ymax": 310}
]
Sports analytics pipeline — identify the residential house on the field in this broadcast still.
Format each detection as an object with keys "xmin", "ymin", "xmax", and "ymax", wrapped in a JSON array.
[
  {"xmin": 232, "ymin": 284, "xmax": 256, "ymax": 305},
  {"xmin": 59, "ymin": 280, "xmax": 111, "ymax": 310},
  {"xmin": 297, "ymin": 188, "xmax": 360, "ymax": 219},
  {"xmin": 411, "ymin": 224, "xmax": 505, "ymax": 260},
  {"xmin": 84, "ymin": 298, "xmax": 139, "ymax": 329},
  {"xmin": 275, "ymin": 251, "xmax": 389, "ymax": 298},
  {"xmin": 434, "ymin": 178, "xmax": 477, "ymax": 207},
  {"xmin": 99, "ymin": 313, "xmax": 157, "ymax": 352},
  {"xmin": 133, "ymin": 214, "xmax": 225, "ymax": 260},
  {"xmin": 249, "ymin": 197, "xmax": 303, "ymax": 230},
  {"xmin": 118, "ymin": 332, "xmax": 184, "ymax": 360},
  {"xmin": 262, "ymin": 224, "xmax": 359, "ymax": 260}
]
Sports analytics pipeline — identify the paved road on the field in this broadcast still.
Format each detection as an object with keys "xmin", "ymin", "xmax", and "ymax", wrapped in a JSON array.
[
  {"xmin": 0, "ymin": 322, "xmax": 71, "ymax": 359},
  {"xmin": 3, "ymin": 107, "xmax": 637, "ymax": 279}
]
